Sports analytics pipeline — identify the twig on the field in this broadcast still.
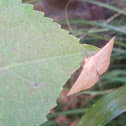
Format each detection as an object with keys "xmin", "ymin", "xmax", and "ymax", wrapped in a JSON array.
[{"xmin": 65, "ymin": 0, "xmax": 75, "ymax": 34}]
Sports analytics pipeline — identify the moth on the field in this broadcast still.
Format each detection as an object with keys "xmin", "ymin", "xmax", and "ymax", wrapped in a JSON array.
[{"xmin": 67, "ymin": 36, "xmax": 115, "ymax": 96}]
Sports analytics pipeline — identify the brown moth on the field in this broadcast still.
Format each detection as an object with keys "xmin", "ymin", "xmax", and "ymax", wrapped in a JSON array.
[{"xmin": 67, "ymin": 36, "xmax": 115, "ymax": 96}]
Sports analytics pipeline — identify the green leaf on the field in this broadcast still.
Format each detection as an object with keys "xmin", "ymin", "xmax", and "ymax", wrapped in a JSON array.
[
  {"xmin": 0, "ymin": 0, "xmax": 99, "ymax": 125},
  {"xmin": 0, "ymin": 0, "xmax": 21, "ymax": 7},
  {"xmin": 77, "ymin": 85, "xmax": 126, "ymax": 126}
]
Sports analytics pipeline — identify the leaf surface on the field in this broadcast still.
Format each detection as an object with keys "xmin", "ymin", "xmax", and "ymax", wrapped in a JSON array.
[{"xmin": 0, "ymin": 0, "xmax": 99, "ymax": 125}]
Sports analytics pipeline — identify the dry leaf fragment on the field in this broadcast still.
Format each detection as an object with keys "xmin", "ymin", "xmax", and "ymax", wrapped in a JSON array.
[{"xmin": 67, "ymin": 36, "xmax": 115, "ymax": 96}]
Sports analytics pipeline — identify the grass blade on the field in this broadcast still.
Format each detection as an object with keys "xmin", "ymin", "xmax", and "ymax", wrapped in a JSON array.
[
  {"xmin": 69, "ymin": 20, "xmax": 126, "ymax": 34},
  {"xmin": 79, "ymin": 32, "xmax": 126, "ymax": 48},
  {"xmin": 77, "ymin": 85, "xmax": 126, "ymax": 126},
  {"xmin": 47, "ymin": 108, "xmax": 88, "ymax": 118},
  {"xmin": 82, "ymin": 0, "xmax": 126, "ymax": 15}
]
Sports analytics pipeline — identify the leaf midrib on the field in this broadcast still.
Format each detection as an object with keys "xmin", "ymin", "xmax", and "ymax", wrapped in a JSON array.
[{"xmin": 0, "ymin": 51, "xmax": 83, "ymax": 70}]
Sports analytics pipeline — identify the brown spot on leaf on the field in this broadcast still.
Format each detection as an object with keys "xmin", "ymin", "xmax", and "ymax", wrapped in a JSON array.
[{"xmin": 29, "ymin": 88, "xmax": 34, "ymax": 96}]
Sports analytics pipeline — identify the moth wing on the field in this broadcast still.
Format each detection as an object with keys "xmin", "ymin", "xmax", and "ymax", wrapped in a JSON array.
[
  {"xmin": 92, "ymin": 36, "xmax": 115, "ymax": 75},
  {"xmin": 67, "ymin": 37, "xmax": 115, "ymax": 96},
  {"xmin": 67, "ymin": 58, "xmax": 99, "ymax": 96}
]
